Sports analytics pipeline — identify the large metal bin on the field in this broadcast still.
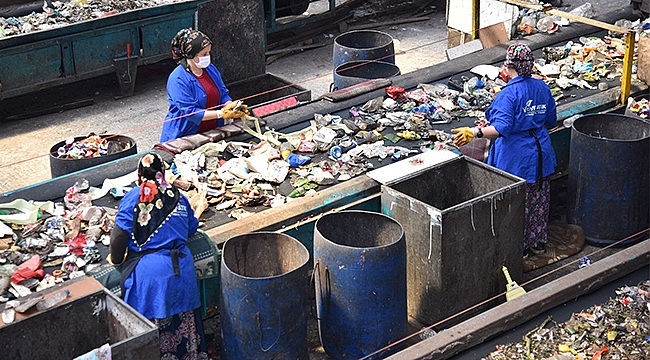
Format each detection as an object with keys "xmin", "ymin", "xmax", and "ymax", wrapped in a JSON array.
[
  {"xmin": 0, "ymin": 285, "xmax": 159, "ymax": 360},
  {"xmin": 380, "ymin": 156, "xmax": 526, "ymax": 326}
]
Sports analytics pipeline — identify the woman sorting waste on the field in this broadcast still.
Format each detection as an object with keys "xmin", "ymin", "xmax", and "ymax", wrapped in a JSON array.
[
  {"xmin": 451, "ymin": 43, "xmax": 557, "ymax": 258},
  {"xmin": 160, "ymin": 28, "xmax": 248, "ymax": 142},
  {"xmin": 107, "ymin": 153, "xmax": 208, "ymax": 359}
]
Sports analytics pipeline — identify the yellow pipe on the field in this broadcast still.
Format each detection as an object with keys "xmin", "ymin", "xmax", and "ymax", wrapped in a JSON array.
[
  {"xmin": 471, "ymin": 0, "xmax": 480, "ymax": 40},
  {"xmin": 620, "ymin": 31, "xmax": 635, "ymax": 105}
]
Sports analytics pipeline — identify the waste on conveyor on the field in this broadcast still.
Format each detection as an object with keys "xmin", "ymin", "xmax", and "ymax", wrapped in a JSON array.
[
  {"xmin": 0, "ymin": 0, "xmax": 195, "ymax": 38},
  {"xmin": 483, "ymin": 280, "xmax": 650, "ymax": 359}
]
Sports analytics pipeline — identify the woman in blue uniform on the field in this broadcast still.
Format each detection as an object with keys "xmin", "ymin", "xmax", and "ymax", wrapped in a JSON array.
[
  {"xmin": 452, "ymin": 43, "xmax": 557, "ymax": 257},
  {"xmin": 160, "ymin": 28, "xmax": 247, "ymax": 142},
  {"xmin": 107, "ymin": 153, "xmax": 208, "ymax": 359}
]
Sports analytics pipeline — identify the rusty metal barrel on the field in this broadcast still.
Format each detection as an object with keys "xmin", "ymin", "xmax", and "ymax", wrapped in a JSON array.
[
  {"xmin": 220, "ymin": 232, "xmax": 310, "ymax": 360},
  {"xmin": 333, "ymin": 30, "xmax": 396, "ymax": 69},
  {"xmin": 49, "ymin": 134, "xmax": 137, "ymax": 178},
  {"xmin": 568, "ymin": 114, "xmax": 650, "ymax": 247},
  {"xmin": 332, "ymin": 60, "xmax": 401, "ymax": 91},
  {"xmin": 314, "ymin": 210, "xmax": 407, "ymax": 360}
]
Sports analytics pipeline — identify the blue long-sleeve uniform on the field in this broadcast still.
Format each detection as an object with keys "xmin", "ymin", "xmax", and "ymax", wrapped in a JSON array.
[
  {"xmin": 160, "ymin": 64, "xmax": 232, "ymax": 142},
  {"xmin": 486, "ymin": 76, "xmax": 557, "ymax": 183}
]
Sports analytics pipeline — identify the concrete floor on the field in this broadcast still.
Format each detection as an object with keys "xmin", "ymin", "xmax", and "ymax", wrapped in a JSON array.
[{"xmin": 0, "ymin": 0, "xmax": 629, "ymax": 194}]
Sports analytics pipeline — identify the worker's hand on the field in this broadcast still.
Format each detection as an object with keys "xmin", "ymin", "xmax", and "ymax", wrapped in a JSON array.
[
  {"xmin": 219, "ymin": 101, "xmax": 249, "ymax": 119},
  {"xmin": 451, "ymin": 127, "xmax": 475, "ymax": 147}
]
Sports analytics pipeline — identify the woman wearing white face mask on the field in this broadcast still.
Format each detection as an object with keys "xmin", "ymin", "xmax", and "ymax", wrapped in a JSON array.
[{"xmin": 161, "ymin": 28, "xmax": 247, "ymax": 142}]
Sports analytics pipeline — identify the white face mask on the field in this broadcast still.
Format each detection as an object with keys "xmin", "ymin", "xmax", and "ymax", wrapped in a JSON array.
[{"xmin": 195, "ymin": 55, "xmax": 211, "ymax": 69}]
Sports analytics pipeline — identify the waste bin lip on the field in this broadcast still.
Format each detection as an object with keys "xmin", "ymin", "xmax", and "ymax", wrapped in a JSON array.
[
  {"xmin": 314, "ymin": 210, "xmax": 404, "ymax": 249},
  {"xmin": 222, "ymin": 231, "xmax": 310, "ymax": 280},
  {"xmin": 572, "ymin": 114, "xmax": 650, "ymax": 142},
  {"xmin": 49, "ymin": 134, "xmax": 137, "ymax": 160},
  {"xmin": 334, "ymin": 29, "xmax": 395, "ymax": 50}
]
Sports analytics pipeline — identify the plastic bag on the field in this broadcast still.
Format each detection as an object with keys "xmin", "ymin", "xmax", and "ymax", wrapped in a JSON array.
[
  {"xmin": 10, "ymin": 255, "xmax": 45, "ymax": 284},
  {"xmin": 64, "ymin": 179, "xmax": 92, "ymax": 212},
  {"xmin": 568, "ymin": 3, "xmax": 595, "ymax": 20}
]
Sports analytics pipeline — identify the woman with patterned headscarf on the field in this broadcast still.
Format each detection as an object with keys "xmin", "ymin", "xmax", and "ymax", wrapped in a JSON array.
[
  {"xmin": 108, "ymin": 152, "xmax": 208, "ymax": 359},
  {"xmin": 160, "ymin": 28, "xmax": 247, "ymax": 142},
  {"xmin": 452, "ymin": 42, "xmax": 557, "ymax": 258}
]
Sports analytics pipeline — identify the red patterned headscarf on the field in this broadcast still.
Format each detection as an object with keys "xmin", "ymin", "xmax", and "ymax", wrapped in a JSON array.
[
  {"xmin": 504, "ymin": 43, "xmax": 535, "ymax": 78},
  {"xmin": 133, "ymin": 153, "xmax": 179, "ymax": 248}
]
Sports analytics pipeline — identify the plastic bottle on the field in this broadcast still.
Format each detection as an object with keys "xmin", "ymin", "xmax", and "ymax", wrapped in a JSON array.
[
  {"xmin": 563, "ymin": 114, "xmax": 581, "ymax": 128},
  {"xmin": 536, "ymin": 16, "xmax": 555, "ymax": 33},
  {"xmin": 36, "ymin": 289, "xmax": 70, "ymax": 311}
]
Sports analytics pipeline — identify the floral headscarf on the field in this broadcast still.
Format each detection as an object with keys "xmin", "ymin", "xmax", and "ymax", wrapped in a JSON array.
[
  {"xmin": 132, "ymin": 153, "xmax": 179, "ymax": 247},
  {"xmin": 170, "ymin": 28, "xmax": 212, "ymax": 72},
  {"xmin": 504, "ymin": 43, "xmax": 535, "ymax": 78}
]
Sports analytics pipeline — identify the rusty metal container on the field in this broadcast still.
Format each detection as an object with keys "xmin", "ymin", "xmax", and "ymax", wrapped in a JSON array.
[{"xmin": 380, "ymin": 156, "xmax": 526, "ymax": 326}]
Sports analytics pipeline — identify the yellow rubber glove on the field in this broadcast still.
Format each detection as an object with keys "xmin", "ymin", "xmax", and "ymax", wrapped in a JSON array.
[
  {"xmin": 220, "ymin": 101, "xmax": 248, "ymax": 119},
  {"xmin": 451, "ymin": 127, "xmax": 474, "ymax": 147}
]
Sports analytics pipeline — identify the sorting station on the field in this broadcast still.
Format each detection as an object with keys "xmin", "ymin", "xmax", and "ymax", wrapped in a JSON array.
[{"xmin": 0, "ymin": 0, "xmax": 649, "ymax": 359}]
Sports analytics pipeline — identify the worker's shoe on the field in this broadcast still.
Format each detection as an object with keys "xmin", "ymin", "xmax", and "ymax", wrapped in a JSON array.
[{"xmin": 524, "ymin": 243, "xmax": 546, "ymax": 258}]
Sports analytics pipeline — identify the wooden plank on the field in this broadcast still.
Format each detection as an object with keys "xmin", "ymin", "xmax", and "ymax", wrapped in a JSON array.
[
  {"xmin": 265, "ymin": 42, "xmax": 328, "ymax": 56},
  {"xmin": 384, "ymin": 239, "xmax": 650, "ymax": 360},
  {"xmin": 346, "ymin": 16, "xmax": 430, "ymax": 31},
  {"xmin": 479, "ymin": 22, "xmax": 509, "ymax": 49},
  {"xmin": 636, "ymin": 37, "xmax": 650, "ymax": 85},
  {"xmin": 498, "ymin": 0, "xmax": 631, "ymax": 34}
]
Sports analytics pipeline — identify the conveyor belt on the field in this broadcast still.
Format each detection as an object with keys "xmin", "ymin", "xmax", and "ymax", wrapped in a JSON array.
[{"xmin": 451, "ymin": 267, "xmax": 649, "ymax": 359}]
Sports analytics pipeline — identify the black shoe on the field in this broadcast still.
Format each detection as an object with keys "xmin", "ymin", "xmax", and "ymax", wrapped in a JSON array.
[{"xmin": 528, "ymin": 243, "xmax": 546, "ymax": 255}]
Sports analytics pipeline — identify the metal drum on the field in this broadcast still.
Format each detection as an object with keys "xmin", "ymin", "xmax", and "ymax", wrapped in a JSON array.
[
  {"xmin": 332, "ymin": 60, "xmax": 400, "ymax": 91},
  {"xmin": 333, "ymin": 30, "xmax": 395, "ymax": 69},
  {"xmin": 49, "ymin": 134, "xmax": 137, "ymax": 178},
  {"xmin": 220, "ymin": 232, "xmax": 310, "ymax": 360},
  {"xmin": 314, "ymin": 210, "xmax": 407, "ymax": 360},
  {"xmin": 568, "ymin": 114, "xmax": 650, "ymax": 247}
]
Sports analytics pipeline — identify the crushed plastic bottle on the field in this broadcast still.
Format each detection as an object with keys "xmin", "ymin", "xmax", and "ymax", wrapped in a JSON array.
[
  {"xmin": 568, "ymin": 3, "xmax": 595, "ymax": 20},
  {"xmin": 536, "ymin": 16, "xmax": 556, "ymax": 33},
  {"xmin": 36, "ymin": 289, "xmax": 70, "ymax": 311}
]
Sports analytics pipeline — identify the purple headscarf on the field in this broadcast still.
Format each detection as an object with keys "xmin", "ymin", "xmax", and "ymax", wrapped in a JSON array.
[{"xmin": 504, "ymin": 43, "xmax": 535, "ymax": 77}]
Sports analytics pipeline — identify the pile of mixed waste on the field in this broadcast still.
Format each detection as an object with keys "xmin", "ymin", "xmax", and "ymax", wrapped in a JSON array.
[
  {"xmin": 166, "ymin": 86, "xmax": 462, "ymax": 220},
  {"xmin": 54, "ymin": 133, "xmax": 133, "ymax": 159},
  {"xmin": 0, "ymin": 0, "xmax": 188, "ymax": 38},
  {"xmin": 0, "ymin": 179, "xmax": 115, "ymax": 305},
  {"xmin": 484, "ymin": 281, "xmax": 650, "ymax": 359}
]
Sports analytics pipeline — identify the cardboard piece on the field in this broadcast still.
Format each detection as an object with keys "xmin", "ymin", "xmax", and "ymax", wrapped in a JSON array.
[
  {"xmin": 446, "ymin": 39, "xmax": 484, "ymax": 60},
  {"xmin": 637, "ymin": 37, "xmax": 650, "ymax": 85},
  {"xmin": 479, "ymin": 22, "xmax": 509, "ymax": 49}
]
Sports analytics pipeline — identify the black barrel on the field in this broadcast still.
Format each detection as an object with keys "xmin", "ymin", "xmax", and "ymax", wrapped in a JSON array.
[
  {"xmin": 568, "ymin": 114, "xmax": 650, "ymax": 246},
  {"xmin": 333, "ymin": 60, "xmax": 400, "ymax": 91},
  {"xmin": 49, "ymin": 135, "xmax": 137, "ymax": 178},
  {"xmin": 333, "ymin": 30, "xmax": 395, "ymax": 69}
]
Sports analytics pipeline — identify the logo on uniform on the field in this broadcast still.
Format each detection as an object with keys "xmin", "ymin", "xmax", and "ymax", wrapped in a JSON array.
[{"xmin": 522, "ymin": 99, "xmax": 547, "ymax": 116}]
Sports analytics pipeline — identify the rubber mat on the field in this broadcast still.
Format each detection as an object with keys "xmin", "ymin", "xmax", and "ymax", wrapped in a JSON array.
[{"xmin": 523, "ymin": 223, "xmax": 585, "ymax": 273}]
